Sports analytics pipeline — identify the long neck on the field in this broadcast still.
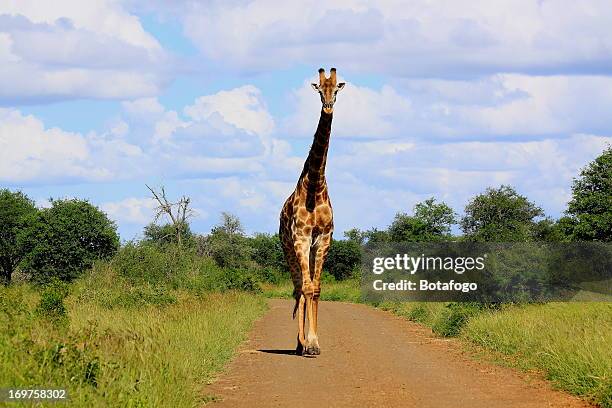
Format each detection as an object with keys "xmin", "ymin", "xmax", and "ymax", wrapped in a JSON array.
[{"xmin": 300, "ymin": 109, "xmax": 333, "ymax": 210}]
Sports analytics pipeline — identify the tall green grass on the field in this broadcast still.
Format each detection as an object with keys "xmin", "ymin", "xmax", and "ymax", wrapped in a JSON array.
[
  {"xmin": 0, "ymin": 283, "xmax": 266, "ymax": 407},
  {"xmin": 262, "ymin": 275, "xmax": 361, "ymax": 302},
  {"xmin": 463, "ymin": 302, "xmax": 612, "ymax": 407}
]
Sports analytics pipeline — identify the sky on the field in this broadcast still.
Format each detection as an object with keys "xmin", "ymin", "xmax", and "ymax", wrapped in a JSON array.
[{"xmin": 1, "ymin": 0, "xmax": 611, "ymax": 240}]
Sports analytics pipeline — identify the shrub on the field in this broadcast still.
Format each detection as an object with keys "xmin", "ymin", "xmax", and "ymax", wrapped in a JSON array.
[
  {"xmin": 432, "ymin": 302, "xmax": 483, "ymax": 337},
  {"xmin": 19, "ymin": 199, "xmax": 119, "ymax": 282},
  {"xmin": 407, "ymin": 305, "xmax": 429, "ymax": 323},
  {"xmin": 112, "ymin": 242, "xmax": 184, "ymax": 283},
  {"xmin": 143, "ymin": 222, "xmax": 194, "ymax": 246},
  {"xmin": 36, "ymin": 279, "xmax": 69, "ymax": 320},
  {"xmin": 198, "ymin": 231, "xmax": 253, "ymax": 269},
  {"xmin": 325, "ymin": 239, "xmax": 361, "ymax": 280},
  {"xmin": 249, "ymin": 233, "xmax": 287, "ymax": 272}
]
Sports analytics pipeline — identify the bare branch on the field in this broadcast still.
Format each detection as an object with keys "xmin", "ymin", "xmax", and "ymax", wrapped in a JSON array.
[{"xmin": 146, "ymin": 184, "xmax": 194, "ymax": 247}]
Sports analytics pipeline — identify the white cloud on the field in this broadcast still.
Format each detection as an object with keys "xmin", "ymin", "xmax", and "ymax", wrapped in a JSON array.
[
  {"xmin": 0, "ymin": 108, "xmax": 150, "ymax": 183},
  {"xmin": 2, "ymin": 0, "xmax": 160, "ymax": 50},
  {"xmin": 329, "ymin": 133, "xmax": 612, "ymax": 222},
  {"xmin": 122, "ymin": 97, "xmax": 165, "ymax": 117},
  {"xmin": 0, "ymin": 109, "xmax": 105, "ymax": 182},
  {"xmin": 162, "ymin": 0, "xmax": 612, "ymax": 77},
  {"xmin": 184, "ymin": 85, "xmax": 275, "ymax": 136},
  {"xmin": 0, "ymin": 1, "xmax": 168, "ymax": 102},
  {"xmin": 285, "ymin": 79, "xmax": 412, "ymax": 138},
  {"xmin": 101, "ymin": 197, "xmax": 156, "ymax": 224},
  {"xmin": 2, "ymin": 86, "xmax": 283, "ymax": 186},
  {"xmin": 286, "ymin": 73, "xmax": 612, "ymax": 141}
]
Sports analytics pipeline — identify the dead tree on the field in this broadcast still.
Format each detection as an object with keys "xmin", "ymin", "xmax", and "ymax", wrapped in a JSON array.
[{"xmin": 146, "ymin": 184, "xmax": 193, "ymax": 247}]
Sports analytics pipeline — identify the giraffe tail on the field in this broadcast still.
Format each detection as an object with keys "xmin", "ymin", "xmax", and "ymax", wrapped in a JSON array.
[
  {"xmin": 292, "ymin": 299, "xmax": 299, "ymax": 319},
  {"xmin": 292, "ymin": 288, "xmax": 300, "ymax": 319}
]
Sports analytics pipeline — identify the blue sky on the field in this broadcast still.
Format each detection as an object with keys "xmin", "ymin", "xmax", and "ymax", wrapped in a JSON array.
[{"xmin": 1, "ymin": 0, "xmax": 611, "ymax": 240}]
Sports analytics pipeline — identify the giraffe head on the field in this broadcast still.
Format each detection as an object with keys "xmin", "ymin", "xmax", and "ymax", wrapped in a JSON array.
[{"xmin": 311, "ymin": 67, "xmax": 345, "ymax": 114}]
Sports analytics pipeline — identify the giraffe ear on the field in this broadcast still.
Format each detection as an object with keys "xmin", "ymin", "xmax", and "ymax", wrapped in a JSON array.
[
  {"xmin": 337, "ymin": 82, "xmax": 346, "ymax": 90},
  {"xmin": 311, "ymin": 83, "xmax": 320, "ymax": 91}
]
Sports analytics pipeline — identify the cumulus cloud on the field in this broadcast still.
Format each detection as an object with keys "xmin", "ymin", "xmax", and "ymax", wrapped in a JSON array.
[
  {"xmin": 101, "ymin": 197, "xmax": 156, "ymax": 224},
  {"xmin": 328, "ymin": 133, "xmax": 612, "ymax": 225},
  {"xmin": 184, "ymin": 86, "xmax": 275, "ymax": 136},
  {"xmin": 284, "ymin": 78, "xmax": 412, "ymax": 138},
  {"xmin": 0, "ymin": 108, "xmax": 151, "ymax": 184},
  {"xmin": 153, "ymin": 0, "xmax": 612, "ymax": 77},
  {"xmin": 0, "ymin": 84, "xmax": 295, "ymax": 187},
  {"xmin": 285, "ymin": 73, "xmax": 612, "ymax": 141},
  {"xmin": 0, "ymin": 1, "xmax": 168, "ymax": 103},
  {"xmin": 0, "ymin": 108, "xmax": 106, "ymax": 182}
]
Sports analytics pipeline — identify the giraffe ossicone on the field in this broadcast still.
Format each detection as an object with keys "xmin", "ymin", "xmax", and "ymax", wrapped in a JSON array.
[{"xmin": 279, "ymin": 67, "xmax": 345, "ymax": 356}]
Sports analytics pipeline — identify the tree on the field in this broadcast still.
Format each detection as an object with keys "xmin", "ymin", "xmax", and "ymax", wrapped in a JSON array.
[
  {"xmin": 200, "ymin": 212, "xmax": 252, "ymax": 268},
  {"xmin": 344, "ymin": 228, "xmax": 366, "ymax": 245},
  {"xmin": 364, "ymin": 228, "xmax": 390, "ymax": 244},
  {"xmin": 460, "ymin": 185, "xmax": 544, "ymax": 242},
  {"xmin": 143, "ymin": 222, "xmax": 193, "ymax": 246},
  {"xmin": 388, "ymin": 213, "xmax": 429, "ymax": 242},
  {"xmin": 19, "ymin": 199, "xmax": 119, "ymax": 282},
  {"xmin": 388, "ymin": 198, "xmax": 456, "ymax": 242},
  {"xmin": 0, "ymin": 190, "xmax": 38, "ymax": 284},
  {"xmin": 414, "ymin": 198, "xmax": 456, "ymax": 237},
  {"xmin": 565, "ymin": 146, "xmax": 612, "ymax": 241},
  {"xmin": 146, "ymin": 184, "xmax": 194, "ymax": 248},
  {"xmin": 213, "ymin": 212, "xmax": 244, "ymax": 235}
]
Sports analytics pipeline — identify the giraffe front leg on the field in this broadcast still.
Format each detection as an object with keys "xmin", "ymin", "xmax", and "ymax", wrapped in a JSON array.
[
  {"xmin": 296, "ymin": 293, "xmax": 305, "ymax": 355},
  {"xmin": 309, "ymin": 233, "xmax": 331, "ymax": 356},
  {"xmin": 294, "ymin": 238, "xmax": 315, "ymax": 356}
]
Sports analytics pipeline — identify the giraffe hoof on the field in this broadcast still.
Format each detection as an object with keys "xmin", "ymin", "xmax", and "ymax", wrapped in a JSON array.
[
  {"xmin": 296, "ymin": 342, "xmax": 304, "ymax": 356},
  {"xmin": 304, "ymin": 345, "xmax": 320, "ymax": 356}
]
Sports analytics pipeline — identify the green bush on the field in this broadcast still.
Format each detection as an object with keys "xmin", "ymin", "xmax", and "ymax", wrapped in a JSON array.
[
  {"xmin": 432, "ymin": 302, "xmax": 483, "ymax": 337},
  {"xmin": 19, "ymin": 199, "xmax": 119, "ymax": 282},
  {"xmin": 226, "ymin": 270, "xmax": 261, "ymax": 293},
  {"xmin": 108, "ymin": 242, "xmax": 262, "ymax": 295},
  {"xmin": 37, "ymin": 279, "xmax": 69, "ymax": 319},
  {"xmin": 112, "ymin": 242, "xmax": 185, "ymax": 283},
  {"xmin": 407, "ymin": 305, "xmax": 429, "ymax": 323},
  {"xmin": 143, "ymin": 222, "xmax": 194, "ymax": 247},
  {"xmin": 197, "ymin": 213, "xmax": 253, "ymax": 269},
  {"xmin": 254, "ymin": 266, "xmax": 287, "ymax": 285},
  {"xmin": 249, "ymin": 233, "xmax": 287, "ymax": 272},
  {"xmin": 325, "ymin": 239, "xmax": 362, "ymax": 280},
  {"xmin": 38, "ymin": 326, "xmax": 102, "ymax": 388}
]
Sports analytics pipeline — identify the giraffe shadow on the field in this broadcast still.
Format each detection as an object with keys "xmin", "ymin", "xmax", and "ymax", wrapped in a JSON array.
[{"xmin": 257, "ymin": 349, "xmax": 299, "ymax": 356}]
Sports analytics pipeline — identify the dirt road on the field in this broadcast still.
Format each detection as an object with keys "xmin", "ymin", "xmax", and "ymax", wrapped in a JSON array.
[{"xmin": 205, "ymin": 299, "xmax": 592, "ymax": 408}]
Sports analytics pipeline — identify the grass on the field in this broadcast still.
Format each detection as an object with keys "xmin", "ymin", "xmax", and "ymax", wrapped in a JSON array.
[
  {"xmin": 0, "ymin": 283, "xmax": 267, "ymax": 407},
  {"xmin": 262, "ymin": 277, "xmax": 361, "ymax": 302},
  {"xmin": 463, "ymin": 302, "xmax": 612, "ymax": 407}
]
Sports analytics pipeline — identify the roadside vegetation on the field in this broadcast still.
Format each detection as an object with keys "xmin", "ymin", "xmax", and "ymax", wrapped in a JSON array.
[{"xmin": 1, "ymin": 146, "xmax": 610, "ymax": 406}]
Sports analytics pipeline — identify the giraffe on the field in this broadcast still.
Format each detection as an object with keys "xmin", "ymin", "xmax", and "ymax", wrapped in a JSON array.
[{"xmin": 279, "ymin": 67, "xmax": 345, "ymax": 356}]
